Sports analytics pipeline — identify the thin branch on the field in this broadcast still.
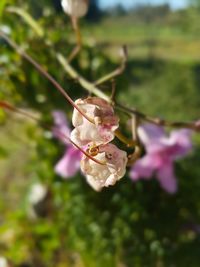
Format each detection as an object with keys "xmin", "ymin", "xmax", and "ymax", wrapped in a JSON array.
[
  {"xmin": 116, "ymin": 102, "xmax": 200, "ymax": 132},
  {"xmin": 56, "ymin": 53, "xmax": 111, "ymax": 102},
  {"xmin": 0, "ymin": 31, "xmax": 94, "ymax": 124},
  {"xmin": 0, "ymin": 101, "xmax": 106, "ymax": 165},
  {"xmin": 127, "ymin": 145, "xmax": 142, "ymax": 166},
  {"xmin": 127, "ymin": 114, "xmax": 142, "ymax": 165},
  {"xmin": 131, "ymin": 114, "xmax": 139, "ymax": 142},
  {"xmin": 115, "ymin": 129, "xmax": 137, "ymax": 148},
  {"xmin": 94, "ymin": 45, "xmax": 128, "ymax": 86},
  {"xmin": 110, "ymin": 79, "xmax": 116, "ymax": 101},
  {"xmin": 68, "ymin": 16, "xmax": 82, "ymax": 62}
]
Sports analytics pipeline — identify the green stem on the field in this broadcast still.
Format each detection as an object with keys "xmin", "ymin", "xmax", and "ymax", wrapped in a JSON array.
[
  {"xmin": 115, "ymin": 129, "xmax": 136, "ymax": 148},
  {"xmin": 56, "ymin": 53, "xmax": 111, "ymax": 102}
]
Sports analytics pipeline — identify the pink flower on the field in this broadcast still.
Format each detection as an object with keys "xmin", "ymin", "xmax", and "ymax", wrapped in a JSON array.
[
  {"xmin": 52, "ymin": 110, "xmax": 71, "ymax": 145},
  {"xmin": 71, "ymin": 97, "xmax": 119, "ymax": 147},
  {"xmin": 81, "ymin": 143, "xmax": 127, "ymax": 191},
  {"xmin": 52, "ymin": 111, "xmax": 81, "ymax": 178},
  {"xmin": 130, "ymin": 124, "xmax": 193, "ymax": 193},
  {"xmin": 55, "ymin": 146, "xmax": 81, "ymax": 178}
]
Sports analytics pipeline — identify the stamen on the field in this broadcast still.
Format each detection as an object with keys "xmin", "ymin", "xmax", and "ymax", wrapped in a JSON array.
[
  {"xmin": 86, "ymin": 144, "xmax": 99, "ymax": 157},
  {"xmin": 70, "ymin": 140, "xmax": 105, "ymax": 165},
  {"xmin": 0, "ymin": 31, "xmax": 94, "ymax": 124},
  {"xmin": 0, "ymin": 101, "xmax": 106, "ymax": 166}
]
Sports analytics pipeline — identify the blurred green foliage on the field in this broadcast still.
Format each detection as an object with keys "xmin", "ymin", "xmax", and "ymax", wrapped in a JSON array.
[{"xmin": 0, "ymin": 1, "xmax": 200, "ymax": 267}]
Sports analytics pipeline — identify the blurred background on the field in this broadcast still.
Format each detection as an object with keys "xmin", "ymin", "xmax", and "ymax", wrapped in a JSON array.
[{"xmin": 0, "ymin": 0, "xmax": 200, "ymax": 266}]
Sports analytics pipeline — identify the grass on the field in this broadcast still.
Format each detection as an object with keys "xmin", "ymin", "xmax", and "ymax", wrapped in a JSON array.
[
  {"xmin": 0, "ymin": 115, "xmax": 38, "ymax": 214},
  {"xmin": 84, "ymin": 17, "xmax": 200, "ymax": 62}
]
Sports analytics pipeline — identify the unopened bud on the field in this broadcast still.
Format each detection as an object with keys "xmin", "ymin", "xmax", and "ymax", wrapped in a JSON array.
[{"xmin": 61, "ymin": 0, "xmax": 89, "ymax": 18}]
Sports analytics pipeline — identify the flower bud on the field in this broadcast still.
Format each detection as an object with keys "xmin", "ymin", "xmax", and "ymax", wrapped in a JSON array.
[{"xmin": 61, "ymin": 0, "xmax": 89, "ymax": 18}]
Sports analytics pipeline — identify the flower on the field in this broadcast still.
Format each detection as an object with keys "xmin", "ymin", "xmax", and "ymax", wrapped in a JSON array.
[
  {"xmin": 61, "ymin": 0, "xmax": 89, "ymax": 18},
  {"xmin": 71, "ymin": 97, "xmax": 119, "ymax": 147},
  {"xmin": 81, "ymin": 143, "xmax": 127, "ymax": 191},
  {"xmin": 130, "ymin": 124, "xmax": 193, "ymax": 193},
  {"xmin": 52, "ymin": 110, "xmax": 81, "ymax": 178},
  {"xmin": 52, "ymin": 110, "xmax": 71, "ymax": 145},
  {"xmin": 55, "ymin": 146, "xmax": 81, "ymax": 178},
  {"xmin": 52, "ymin": 104, "xmax": 127, "ymax": 191}
]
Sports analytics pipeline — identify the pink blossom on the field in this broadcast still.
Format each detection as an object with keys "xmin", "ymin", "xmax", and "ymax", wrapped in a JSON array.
[
  {"xmin": 55, "ymin": 146, "xmax": 81, "ymax": 178},
  {"xmin": 52, "ymin": 110, "xmax": 71, "ymax": 145},
  {"xmin": 130, "ymin": 124, "xmax": 193, "ymax": 193},
  {"xmin": 71, "ymin": 97, "xmax": 119, "ymax": 147},
  {"xmin": 81, "ymin": 143, "xmax": 127, "ymax": 191},
  {"xmin": 52, "ymin": 111, "xmax": 81, "ymax": 178}
]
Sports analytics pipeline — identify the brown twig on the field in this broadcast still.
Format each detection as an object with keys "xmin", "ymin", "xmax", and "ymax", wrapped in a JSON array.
[
  {"xmin": 94, "ymin": 45, "xmax": 128, "ymax": 86},
  {"xmin": 116, "ymin": 102, "xmax": 200, "ymax": 132}
]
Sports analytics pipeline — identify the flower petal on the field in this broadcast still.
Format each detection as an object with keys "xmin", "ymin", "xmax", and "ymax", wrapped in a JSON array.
[
  {"xmin": 52, "ymin": 110, "xmax": 71, "ymax": 144},
  {"xmin": 71, "ymin": 98, "xmax": 119, "ymax": 146},
  {"xmin": 167, "ymin": 129, "xmax": 193, "ymax": 159},
  {"xmin": 81, "ymin": 143, "xmax": 127, "ymax": 191},
  {"xmin": 61, "ymin": 0, "xmax": 89, "ymax": 18},
  {"xmin": 55, "ymin": 146, "xmax": 81, "ymax": 178},
  {"xmin": 130, "ymin": 155, "xmax": 155, "ymax": 181},
  {"xmin": 156, "ymin": 164, "xmax": 177, "ymax": 194},
  {"xmin": 138, "ymin": 123, "xmax": 165, "ymax": 145}
]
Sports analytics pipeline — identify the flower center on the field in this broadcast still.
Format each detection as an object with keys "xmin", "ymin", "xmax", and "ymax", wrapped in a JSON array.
[{"xmin": 87, "ymin": 144, "xmax": 99, "ymax": 157}]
